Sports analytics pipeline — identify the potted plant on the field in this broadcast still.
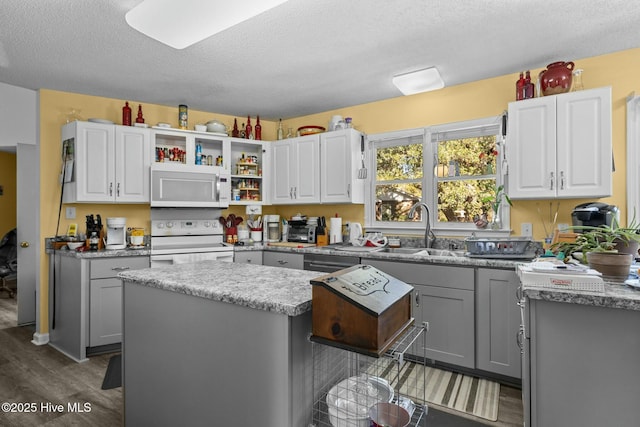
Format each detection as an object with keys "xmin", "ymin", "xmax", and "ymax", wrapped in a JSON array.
[
  {"xmin": 551, "ymin": 218, "xmax": 640, "ymax": 282},
  {"xmin": 481, "ymin": 184, "xmax": 512, "ymax": 230}
]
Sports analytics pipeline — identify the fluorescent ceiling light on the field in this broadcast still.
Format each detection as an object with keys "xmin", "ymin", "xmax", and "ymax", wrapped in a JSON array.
[
  {"xmin": 392, "ymin": 67, "xmax": 445, "ymax": 95},
  {"xmin": 126, "ymin": 0, "xmax": 289, "ymax": 49}
]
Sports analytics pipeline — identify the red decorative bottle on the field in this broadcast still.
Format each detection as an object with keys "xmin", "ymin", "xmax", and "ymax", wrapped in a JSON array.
[
  {"xmin": 516, "ymin": 73, "xmax": 525, "ymax": 101},
  {"xmin": 255, "ymin": 116, "xmax": 262, "ymax": 140},
  {"xmin": 232, "ymin": 118, "xmax": 239, "ymax": 137},
  {"xmin": 135, "ymin": 104, "xmax": 145, "ymax": 123},
  {"xmin": 245, "ymin": 116, "xmax": 253, "ymax": 140},
  {"xmin": 122, "ymin": 102, "xmax": 132, "ymax": 126},
  {"xmin": 524, "ymin": 71, "xmax": 534, "ymax": 99}
]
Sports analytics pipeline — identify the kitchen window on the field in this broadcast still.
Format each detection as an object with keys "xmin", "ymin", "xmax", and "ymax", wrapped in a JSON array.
[{"xmin": 365, "ymin": 116, "xmax": 509, "ymax": 236}]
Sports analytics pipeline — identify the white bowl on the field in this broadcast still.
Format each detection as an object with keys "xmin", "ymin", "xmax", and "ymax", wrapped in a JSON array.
[
  {"xmin": 130, "ymin": 235, "xmax": 144, "ymax": 246},
  {"xmin": 67, "ymin": 242, "xmax": 84, "ymax": 250},
  {"xmin": 326, "ymin": 376, "xmax": 394, "ymax": 427},
  {"xmin": 194, "ymin": 124, "xmax": 207, "ymax": 132},
  {"xmin": 206, "ymin": 120, "xmax": 227, "ymax": 134}
]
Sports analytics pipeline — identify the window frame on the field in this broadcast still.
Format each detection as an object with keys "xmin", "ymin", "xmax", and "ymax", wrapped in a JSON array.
[{"xmin": 365, "ymin": 116, "xmax": 510, "ymax": 237}]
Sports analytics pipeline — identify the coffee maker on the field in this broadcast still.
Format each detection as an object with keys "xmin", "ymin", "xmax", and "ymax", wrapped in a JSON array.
[
  {"xmin": 571, "ymin": 202, "xmax": 619, "ymax": 231},
  {"xmin": 263, "ymin": 215, "xmax": 280, "ymax": 242},
  {"xmin": 105, "ymin": 217, "xmax": 127, "ymax": 249}
]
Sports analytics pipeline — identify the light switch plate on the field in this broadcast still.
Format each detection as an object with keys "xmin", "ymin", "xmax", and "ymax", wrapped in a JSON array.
[
  {"xmin": 65, "ymin": 207, "xmax": 76, "ymax": 219},
  {"xmin": 521, "ymin": 222, "xmax": 532, "ymax": 237}
]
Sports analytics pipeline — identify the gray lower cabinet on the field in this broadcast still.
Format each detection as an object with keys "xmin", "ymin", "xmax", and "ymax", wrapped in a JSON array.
[
  {"xmin": 363, "ymin": 259, "xmax": 475, "ymax": 368},
  {"xmin": 48, "ymin": 253, "xmax": 149, "ymax": 361},
  {"xmin": 234, "ymin": 250, "xmax": 263, "ymax": 265},
  {"xmin": 476, "ymin": 268, "xmax": 521, "ymax": 378},
  {"xmin": 88, "ymin": 257, "xmax": 149, "ymax": 347},
  {"xmin": 263, "ymin": 251, "xmax": 304, "ymax": 270},
  {"xmin": 526, "ymin": 298, "xmax": 640, "ymax": 426}
]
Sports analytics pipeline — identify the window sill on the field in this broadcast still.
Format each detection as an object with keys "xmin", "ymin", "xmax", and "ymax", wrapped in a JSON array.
[{"xmin": 364, "ymin": 224, "xmax": 513, "ymax": 239}]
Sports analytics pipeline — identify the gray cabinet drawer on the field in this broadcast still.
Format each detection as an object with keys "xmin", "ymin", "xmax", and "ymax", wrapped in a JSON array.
[
  {"xmin": 234, "ymin": 251, "xmax": 263, "ymax": 265},
  {"xmin": 263, "ymin": 251, "xmax": 304, "ymax": 270},
  {"xmin": 90, "ymin": 256, "xmax": 149, "ymax": 279}
]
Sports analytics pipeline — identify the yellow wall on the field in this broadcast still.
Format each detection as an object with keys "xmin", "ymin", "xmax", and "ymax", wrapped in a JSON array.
[
  {"xmin": 284, "ymin": 48, "xmax": 640, "ymax": 237},
  {"xmin": 0, "ymin": 151, "xmax": 17, "ymax": 236},
  {"xmin": 36, "ymin": 47, "xmax": 640, "ymax": 334}
]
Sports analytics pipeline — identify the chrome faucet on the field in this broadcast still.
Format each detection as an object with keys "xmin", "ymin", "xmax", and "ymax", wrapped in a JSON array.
[{"xmin": 408, "ymin": 202, "xmax": 436, "ymax": 248}]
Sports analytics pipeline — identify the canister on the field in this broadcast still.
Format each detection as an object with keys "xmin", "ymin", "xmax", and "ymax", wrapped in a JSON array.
[{"xmin": 179, "ymin": 104, "xmax": 188, "ymax": 129}]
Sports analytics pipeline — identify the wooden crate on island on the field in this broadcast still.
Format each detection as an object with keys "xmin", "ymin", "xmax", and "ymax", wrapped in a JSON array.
[{"xmin": 310, "ymin": 264, "xmax": 414, "ymax": 357}]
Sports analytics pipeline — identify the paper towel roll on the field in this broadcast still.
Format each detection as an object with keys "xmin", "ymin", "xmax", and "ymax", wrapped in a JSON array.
[{"xmin": 330, "ymin": 217, "xmax": 342, "ymax": 244}]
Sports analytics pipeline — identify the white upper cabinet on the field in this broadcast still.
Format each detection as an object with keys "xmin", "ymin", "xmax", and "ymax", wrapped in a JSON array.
[
  {"xmin": 114, "ymin": 126, "xmax": 151, "ymax": 202},
  {"xmin": 320, "ymin": 128, "xmax": 365, "ymax": 204},
  {"xmin": 271, "ymin": 134, "xmax": 320, "ymax": 204},
  {"xmin": 506, "ymin": 86, "xmax": 612, "ymax": 199},
  {"xmin": 63, "ymin": 121, "xmax": 151, "ymax": 203}
]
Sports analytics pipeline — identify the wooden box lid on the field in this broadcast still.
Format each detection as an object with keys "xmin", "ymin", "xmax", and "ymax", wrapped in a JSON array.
[{"xmin": 310, "ymin": 264, "xmax": 413, "ymax": 316}]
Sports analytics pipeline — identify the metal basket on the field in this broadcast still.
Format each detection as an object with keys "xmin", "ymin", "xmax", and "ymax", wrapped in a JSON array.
[{"xmin": 465, "ymin": 237, "xmax": 531, "ymax": 256}]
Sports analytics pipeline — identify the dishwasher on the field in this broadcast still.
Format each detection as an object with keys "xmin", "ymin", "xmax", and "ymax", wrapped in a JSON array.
[{"xmin": 303, "ymin": 253, "xmax": 360, "ymax": 273}]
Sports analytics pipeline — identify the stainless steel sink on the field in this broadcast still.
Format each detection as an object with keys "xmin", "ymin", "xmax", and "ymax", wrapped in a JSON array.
[{"xmin": 378, "ymin": 247, "xmax": 466, "ymax": 257}]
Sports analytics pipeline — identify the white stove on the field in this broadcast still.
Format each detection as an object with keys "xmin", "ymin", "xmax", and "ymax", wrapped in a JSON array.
[{"xmin": 150, "ymin": 208, "xmax": 234, "ymax": 268}]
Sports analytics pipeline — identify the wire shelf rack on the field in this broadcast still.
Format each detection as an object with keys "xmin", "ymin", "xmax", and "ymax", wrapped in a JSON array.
[{"xmin": 310, "ymin": 322, "xmax": 428, "ymax": 427}]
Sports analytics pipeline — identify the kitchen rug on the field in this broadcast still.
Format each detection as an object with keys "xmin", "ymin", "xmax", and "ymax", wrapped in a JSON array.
[
  {"xmin": 101, "ymin": 354, "xmax": 122, "ymax": 390},
  {"xmin": 372, "ymin": 359, "xmax": 500, "ymax": 422}
]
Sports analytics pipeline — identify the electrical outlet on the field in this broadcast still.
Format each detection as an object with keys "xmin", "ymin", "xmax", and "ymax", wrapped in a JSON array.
[
  {"xmin": 65, "ymin": 207, "xmax": 76, "ymax": 219},
  {"xmin": 521, "ymin": 222, "xmax": 532, "ymax": 237}
]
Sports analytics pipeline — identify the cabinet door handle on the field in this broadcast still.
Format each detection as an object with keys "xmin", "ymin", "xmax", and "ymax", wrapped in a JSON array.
[
  {"xmin": 517, "ymin": 327, "xmax": 524, "ymax": 352},
  {"xmin": 560, "ymin": 171, "xmax": 565, "ymax": 190},
  {"xmin": 549, "ymin": 172, "xmax": 554, "ymax": 190},
  {"xmin": 415, "ymin": 292, "xmax": 420, "ymax": 307},
  {"xmin": 289, "ymin": 187, "xmax": 293, "ymax": 199},
  {"xmin": 516, "ymin": 284, "xmax": 523, "ymax": 302},
  {"xmin": 117, "ymin": 182, "xmax": 120, "ymax": 197},
  {"xmin": 347, "ymin": 183, "xmax": 351, "ymax": 197},
  {"xmin": 109, "ymin": 182, "xmax": 113, "ymax": 196},
  {"xmin": 294, "ymin": 187, "xmax": 297, "ymax": 199},
  {"xmin": 112, "ymin": 266, "xmax": 131, "ymax": 271},
  {"xmin": 277, "ymin": 260, "xmax": 288, "ymax": 265}
]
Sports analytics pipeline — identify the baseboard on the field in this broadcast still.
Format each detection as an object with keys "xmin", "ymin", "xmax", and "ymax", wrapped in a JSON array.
[{"xmin": 31, "ymin": 332, "xmax": 49, "ymax": 346}]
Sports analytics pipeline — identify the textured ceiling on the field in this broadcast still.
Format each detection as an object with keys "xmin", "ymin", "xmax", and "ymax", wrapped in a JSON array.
[{"xmin": 1, "ymin": 0, "xmax": 639, "ymax": 120}]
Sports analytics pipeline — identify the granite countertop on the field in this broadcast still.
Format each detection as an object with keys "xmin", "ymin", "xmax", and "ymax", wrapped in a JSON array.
[
  {"xmin": 235, "ymin": 244, "xmax": 529, "ymax": 269},
  {"xmin": 119, "ymin": 262, "xmax": 323, "ymax": 317},
  {"xmin": 46, "ymin": 246, "xmax": 150, "ymax": 258},
  {"xmin": 523, "ymin": 282, "xmax": 640, "ymax": 311}
]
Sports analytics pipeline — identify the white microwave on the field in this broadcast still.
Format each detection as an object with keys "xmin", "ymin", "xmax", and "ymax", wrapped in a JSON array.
[{"xmin": 150, "ymin": 165, "xmax": 230, "ymax": 208}]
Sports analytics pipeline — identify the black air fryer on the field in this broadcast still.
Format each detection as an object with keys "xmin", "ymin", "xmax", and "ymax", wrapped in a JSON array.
[{"xmin": 571, "ymin": 202, "xmax": 619, "ymax": 231}]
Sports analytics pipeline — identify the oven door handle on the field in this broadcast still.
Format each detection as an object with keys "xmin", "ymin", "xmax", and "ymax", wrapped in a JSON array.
[{"xmin": 215, "ymin": 173, "xmax": 220, "ymax": 203}]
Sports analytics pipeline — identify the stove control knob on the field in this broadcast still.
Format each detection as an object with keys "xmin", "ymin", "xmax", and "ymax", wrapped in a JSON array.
[
  {"xmin": 166, "ymin": 222, "xmax": 174, "ymax": 228},
  {"xmin": 203, "ymin": 221, "xmax": 211, "ymax": 227},
  {"xmin": 157, "ymin": 223, "xmax": 165, "ymax": 229}
]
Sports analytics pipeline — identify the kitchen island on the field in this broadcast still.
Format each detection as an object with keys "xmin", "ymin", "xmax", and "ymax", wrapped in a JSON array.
[
  {"xmin": 521, "ymin": 277, "xmax": 640, "ymax": 427},
  {"xmin": 118, "ymin": 261, "xmax": 322, "ymax": 427}
]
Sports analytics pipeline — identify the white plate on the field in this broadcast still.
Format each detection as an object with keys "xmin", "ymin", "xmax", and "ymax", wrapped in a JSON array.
[
  {"xmin": 88, "ymin": 118, "xmax": 114, "ymax": 124},
  {"xmin": 625, "ymin": 279, "xmax": 640, "ymax": 289},
  {"xmin": 157, "ymin": 122, "xmax": 171, "ymax": 128}
]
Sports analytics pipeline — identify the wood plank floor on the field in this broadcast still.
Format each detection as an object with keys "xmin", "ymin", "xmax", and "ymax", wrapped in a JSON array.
[
  {"xmin": 0, "ymin": 297, "xmax": 122, "ymax": 427},
  {"xmin": 0, "ymin": 296, "xmax": 523, "ymax": 426}
]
